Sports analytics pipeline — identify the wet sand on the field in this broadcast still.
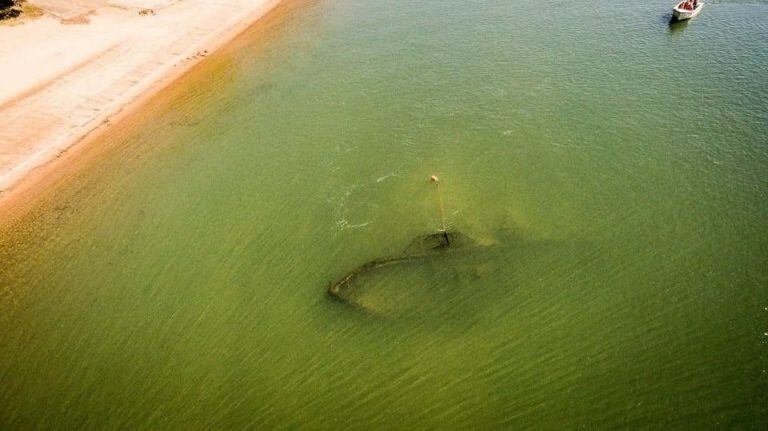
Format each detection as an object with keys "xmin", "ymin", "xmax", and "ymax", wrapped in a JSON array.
[{"xmin": 0, "ymin": 0, "xmax": 281, "ymax": 206}]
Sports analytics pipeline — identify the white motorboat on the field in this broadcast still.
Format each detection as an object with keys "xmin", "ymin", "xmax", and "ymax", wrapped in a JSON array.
[{"xmin": 673, "ymin": 1, "xmax": 704, "ymax": 20}]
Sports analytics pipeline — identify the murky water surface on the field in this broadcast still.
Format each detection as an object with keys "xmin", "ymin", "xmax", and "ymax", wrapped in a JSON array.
[{"xmin": 1, "ymin": 0, "xmax": 767, "ymax": 428}]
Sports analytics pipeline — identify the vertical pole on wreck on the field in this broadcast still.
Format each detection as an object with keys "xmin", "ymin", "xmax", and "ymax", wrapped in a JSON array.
[{"xmin": 430, "ymin": 174, "xmax": 450, "ymax": 245}]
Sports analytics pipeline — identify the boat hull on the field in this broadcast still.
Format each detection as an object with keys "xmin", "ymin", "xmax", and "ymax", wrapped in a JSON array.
[{"xmin": 672, "ymin": 3, "xmax": 703, "ymax": 21}]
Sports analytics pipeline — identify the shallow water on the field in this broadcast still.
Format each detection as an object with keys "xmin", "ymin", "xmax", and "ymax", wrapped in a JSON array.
[{"xmin": 1, "ymin": 0, "xmax": 767, "ymax": 428}]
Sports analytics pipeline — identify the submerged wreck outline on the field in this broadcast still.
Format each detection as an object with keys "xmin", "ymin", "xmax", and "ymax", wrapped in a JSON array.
[
  {"xmin": 327, "ymin": 174, "xmax": 520, "ymax": 313},
  {"xmin": 327, "ymin": 231, "xmax": 479, "ymax": 312}
]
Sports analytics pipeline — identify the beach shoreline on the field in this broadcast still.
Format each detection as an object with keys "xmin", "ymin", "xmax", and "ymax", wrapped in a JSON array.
[{"xmin": 0, "ymin": 0, "xmax": 282, "ymax": 217}]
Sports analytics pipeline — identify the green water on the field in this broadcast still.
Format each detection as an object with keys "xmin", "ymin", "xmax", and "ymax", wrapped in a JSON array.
[{"xmin": 1, "ymin": 0, "xmax": 767, "ymax": 428}]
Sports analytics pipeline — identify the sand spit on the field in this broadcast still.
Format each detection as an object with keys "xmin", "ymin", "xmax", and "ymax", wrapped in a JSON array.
[{"xmin": 0, "ymin": 0, "xmax": 281, "ymax": 202}]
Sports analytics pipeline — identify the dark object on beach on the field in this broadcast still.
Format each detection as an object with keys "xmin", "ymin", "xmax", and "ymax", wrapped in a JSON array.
[{"xmin": 0, "ymin": 0, "xmax": 21, "ymax": 20}]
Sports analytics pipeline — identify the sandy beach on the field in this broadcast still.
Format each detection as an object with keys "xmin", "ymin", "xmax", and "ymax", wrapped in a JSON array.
[{"xmin": 0, "ymin": 0, "xmax": 281, "ymax": 204}]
